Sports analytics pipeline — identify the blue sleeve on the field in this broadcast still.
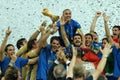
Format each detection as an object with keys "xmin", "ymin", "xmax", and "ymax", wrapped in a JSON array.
[
  {"xmin": 97, "ymin": 52, "xmax": 102, "ymax": 59},
  {"xmin": 36, "ymin": 48, "xmax": 47, "ymax": 80},
  {"xmin": 1, "ymin": 57, "xmax": 10, "ymax": 72},
  {"xmin": 74, "ymin": 20, "xmax": 81, "ymax": 28},
  {"xmin": 112, "ymin": 45, "xmax": 117, "ymax": 56},
  {"xmin": 64, "ymin": 44, "xmax": 72, "ymax": 55},
  {"xmin": 20, "ymin": 58, "xmax": 28, "ymax": 67},
  {"xmin": 112, "ymin": 45, "xmax": 120, "ymax": 77},
  {"xmin": 56, "ymin": 21, "xmax": 60, "ymax": 27}
]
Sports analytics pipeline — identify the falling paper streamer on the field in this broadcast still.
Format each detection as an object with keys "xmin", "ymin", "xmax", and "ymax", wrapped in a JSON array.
[
  {"xmin": 0, "ymin": 0, "xmax": 120, "ymax": 47},
  {"xmin": 97, "ymin": 0, "xmax": 104, "ymax": 11}
]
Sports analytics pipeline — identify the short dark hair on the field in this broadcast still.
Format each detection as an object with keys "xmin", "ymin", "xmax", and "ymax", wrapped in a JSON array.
[
  {"xmin": 93, "ymin": 32, "xmax": 98, "ymax": 35},
  {"xmin": 4, "ymin": 66, "xmax": 19, "ymax": 80},
  {"xmin": 16, "ymin": 38, "xmax": 26, "ymax": 49},
  {"xmin": 113, "ymin": 25, "xmax": 120, "ymax": 30},
  {"xmin": 5, "ymin": 44, "xmax": 14, "ymax": 52},
  {"xmin": 63, "ymin": 9, "xmax": 71, "ymax": 14},
  {"xmin": 85, "ymin": 33, "xmax": 93, "ymax": 40},
  {"xmin": 73, "ymin": 34, "xmax": 82, "ymax": 40},
  {"xmin": 102, "ymin": 38, "xmax": 109, "ymax": 43},
  {"xmin": 50, "ymin": 36, "xmax": 61, "ymax": 44}
]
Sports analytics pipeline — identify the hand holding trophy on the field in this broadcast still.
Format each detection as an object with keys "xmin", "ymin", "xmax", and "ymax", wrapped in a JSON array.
[{"xmin": 42, "ymin": 8, "xmax": 59, "ymax": 23}]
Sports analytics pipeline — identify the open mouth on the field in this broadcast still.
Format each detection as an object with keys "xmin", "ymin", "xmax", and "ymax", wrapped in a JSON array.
[
  {"xmin": 65, "ymin": 17, "xmax": 71, "ymax": 21},
  {"xmin": 85, "ymin": 41, "xmax": 90, "ymax": 45},
  {"xmin": 52, "ymin": 46, "xmax": 58, "ymax": 51},
  {"xmin": 75, "ymin": 40, "xmax": 80, "ymax": 43}
]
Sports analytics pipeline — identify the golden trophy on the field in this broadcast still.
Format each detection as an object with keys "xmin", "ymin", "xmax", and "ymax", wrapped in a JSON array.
[{"xmin": 42, "ymin": 8, "xmax": 59, "ymax": 23}]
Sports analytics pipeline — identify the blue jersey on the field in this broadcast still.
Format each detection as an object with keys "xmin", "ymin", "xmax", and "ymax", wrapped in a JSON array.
[
  {"xmin": 0, "ymin": 56, "xmax": 28, "ymax": 76},
  {"xmin": 36, "ymin": 45, "xmax": 56, "ymax": 80},
  {"xmin": 92, "ymin": 42, "xmax": 102, "ymax": 50},
  {"xmin": 56, "ymin": 19, "xmax": 81, "ymax": 42},
  {"xmin": 0, "ymin": 57, "xmax": 10, "ymax": 72},
  {"xmin": 112, "ymin": 46, "xmax": 120, "ymax": 78},
  {"xmin": 14, "ymin": 57, "xmax": 28, "ymax": 75}
]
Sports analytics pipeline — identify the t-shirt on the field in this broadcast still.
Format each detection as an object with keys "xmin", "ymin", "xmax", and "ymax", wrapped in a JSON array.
[
  {"xmin": 0, "ymin": 56, "xmax": 10, "ymax": 72},
  {"xmin": 82, "ymin": 47, "xmax": 100, "ymax": 68},
  {"xmin": 0, "ymin": 56, "xmax": 28, "ymax": 75},
  {"xmin": 113, "ymin": 37, "xmax": 119, "ymax": 43},
  {"xmin": 81, "ymin": 62, "xmax": 95, "ymax": 77},
  {"xmin": 36, "ymin": 45, "xmax": 57, "ymax": 80},
  {"xmin": 66, "ymin": 75, "xmax": 93, "ymax": 80},
  {"xmin": 14, "ymin": 57, "xmax": 28, "ymax": 74},
  {"xmin": 92, "ymin": 42, "xmax": 102, "ymax": 50},
  {"xmin": 112, "ymin": 46, "xmax": 120, "ymax": 78},
  {"xmin": 56, "ymin": 19, "xmax": 81, "ymax": 42}
]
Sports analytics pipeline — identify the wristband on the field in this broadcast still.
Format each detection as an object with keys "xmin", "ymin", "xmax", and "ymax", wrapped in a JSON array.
[{"xmin": 102, "ymin": 54, "xmax": 109, "ymax": 58}]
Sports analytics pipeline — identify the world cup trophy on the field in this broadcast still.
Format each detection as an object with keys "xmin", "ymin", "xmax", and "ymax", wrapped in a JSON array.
[{"xmin": 42, "ymin": 8, "xmax": 59, "ymax": 23}]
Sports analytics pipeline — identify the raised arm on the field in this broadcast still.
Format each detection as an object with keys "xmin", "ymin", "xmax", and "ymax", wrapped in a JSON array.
[
  {"xmin": 103, "ymin": 13, "xmax": 117, "ymax": 47},
  {"xmin": 92, "ymin": 43, "xmax": 112, "ymax": 80},
  {"xmin": 29, "ymin": 20, "xmax": 47, "ymax": 40},
  {"xmin": 60, "ymin": 16, "xmax": 70, "ymax": 47},
  {"xmin": 47, "ymin": 23, "xmax": 58, "ymax": 35},
  {"xmin": 27, "ymin": 26, "xmax": 55, "ymax": 58},
  {"xmin": 35, "ymin": 27, "xmax": 52, "ymax": 55},
  {"xmin": 66, "ymin": 45, "xmax": 77, "ymax": 78},
  {"xmin": 16, "ymin": 24, "xmax": 46, "ymax": 57},
  {"xmin": 90, "ymin": 11, "xmax": 101, "ymax": 34},
  {"xmin": 0, "ymin": 27, "xmax": 11, "ymax": 61},
  {"xmin": 16, "ymin": 43, "xmax": 27, "ymax": 57}
]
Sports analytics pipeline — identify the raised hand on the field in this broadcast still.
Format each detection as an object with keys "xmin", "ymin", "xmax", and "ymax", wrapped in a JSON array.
[
  {"xmin": 52, "ymin": 24, "xmax": 58, "ymax": 31},
  {"xmin": 10, "ymin": 54, "xmax": 17, "ymax": 61},
  {"xmin": 5, "ymin": 27, "xmax": 12, "ymax": 37},
  {"xmin": 49, "ymin": 24, "xmax": 58, "ymax": 34},
  {"xmin": 56, "ymin": 47, "xmax": 66, "ymax": 60},
  {"xmin": 41, "ymin": 20, "xmax": 47, "ymax": 27},
  {"xmin": 100, "ymin": 43, "xmax": 112, "ymax": 57},
  {"xmin": 39, "ymin": 26, "xmax": 45, "ymax": 32},
  {"xmin": 96, "ymin": 11, "xmax": 101, "ymax": 17},
  {"xmin": 103, "ymin": 12, "xmax": 109, "ymax": 22},
  {"xmin": 60, "ymin": 16, "xmax": 68, "ymax": 26},
  {"xmin": 38, "ymin": 20, "xmax": 46, "ymax": 32}
]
